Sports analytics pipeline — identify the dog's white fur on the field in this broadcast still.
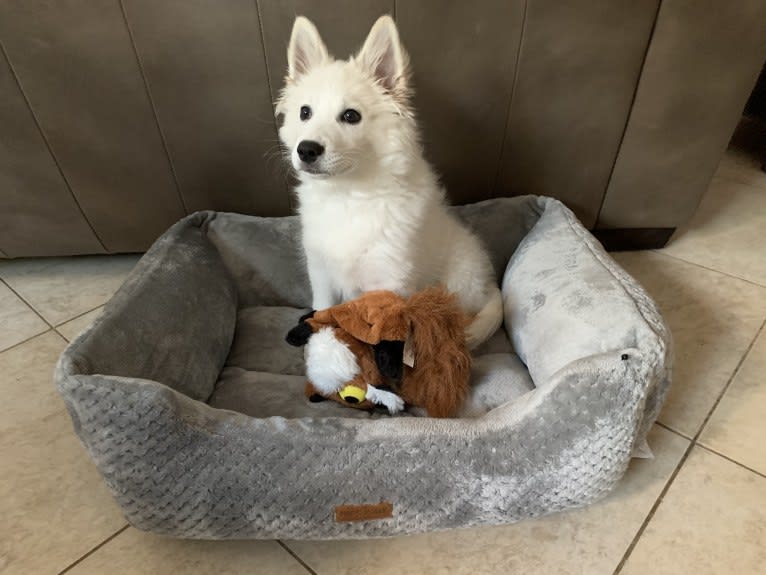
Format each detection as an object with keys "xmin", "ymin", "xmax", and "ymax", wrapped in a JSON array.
[{"xmin": 276, "ymin": 15, "xmax": 502, "ymax": 348}]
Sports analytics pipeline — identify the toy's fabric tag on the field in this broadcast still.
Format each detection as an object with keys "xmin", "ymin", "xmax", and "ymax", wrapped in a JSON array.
[
  {"xmin": 403, "ymin": 331, "xmax": 415, "ymax": 367},
  {"xmin": 335, "ymin": 502, "xmax": 393, "ymax": 522}
]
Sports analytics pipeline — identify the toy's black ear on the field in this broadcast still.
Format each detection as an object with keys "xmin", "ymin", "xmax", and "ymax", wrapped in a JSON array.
[
  {"xmin": 299, "ymin": 310, "xmax": 316, "ymax": 323},
  {"xmin": 373, "ymin": 340, "xmax": 404, "ymax": 380},
  {"xmin": 285, "ymin": 310, "xmax": 316, "ymax": 346}
]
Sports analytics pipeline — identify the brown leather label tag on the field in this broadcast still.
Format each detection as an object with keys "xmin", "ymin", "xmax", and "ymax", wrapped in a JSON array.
[{"xmin": 335, "ymin": 502, "xmax": 393, "ymax": 522}]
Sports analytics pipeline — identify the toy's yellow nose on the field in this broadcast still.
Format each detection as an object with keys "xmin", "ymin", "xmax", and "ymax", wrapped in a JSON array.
[{"xmin": 339, "ymin": 385, "xmax": 366, "ymax": 404}]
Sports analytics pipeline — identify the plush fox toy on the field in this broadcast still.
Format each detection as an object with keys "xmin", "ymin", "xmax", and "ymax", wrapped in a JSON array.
[{"xmin": 285, "ymin": 287, "xmax": 472, "ymax": 418}]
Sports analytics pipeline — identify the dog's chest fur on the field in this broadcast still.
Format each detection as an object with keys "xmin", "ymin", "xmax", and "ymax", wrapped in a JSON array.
[{"xmin": 298, "ymin": 185, "xmax": 425, "ymax": 296}]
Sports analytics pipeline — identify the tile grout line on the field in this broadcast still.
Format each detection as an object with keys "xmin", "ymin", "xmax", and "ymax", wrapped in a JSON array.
[
  {"xmin": 650, "ymin": 249, "xmax": 766, "ymax": 289},
  {"xmin": 55, "ymin": 327, "xmax": 74, "ymax": 343},
  {"xmin": 0, "ymin": 275, "xmax": 108, "ymax": 336},
  {"xmin": 0, "ymin": 276, "xmax": 130, "ymax": 572},
  {"xmin": 696, "ymin": 443, "xmax": 766, "ymax": 480},
  {"xmin": 277, "ymin": 541, "xmax": 319, "ymax": 575},
  {"xmin": 612, "ymin": 441, "xmax": 695, "ymax": 574},
  {"xmin": 57, "ymin": 524, "xmax": 130, "ymax": 575},
  {"xmin": 653, "ymin": 420, "xmax": 691, "ymax": 440},
  {"xmin": 614, "ymin": 428, "xmax": 741, "ymax": 572},
  {"xmin": 55, "ymin": 304, "xmax": 105, "ymax": 328},
  {"xmin": 0, "ymin": 327, "xmax": 53, "ymax": 355},
  {"xmin": 613, "ymin": 318, "xmax": 765, "ymax": 574},
  {"xmin": 53, "ymin": 327, "xmax": 72, "ymax": 343},
  {"xmin": 0, "ymin": 277, "xmax": 88, "ymax": 344},
  {"xmin": 0, "ymin": 277, "xmax": 54, "ymax": 329}
]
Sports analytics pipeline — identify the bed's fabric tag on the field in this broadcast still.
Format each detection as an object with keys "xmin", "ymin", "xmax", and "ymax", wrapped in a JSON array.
[
  {"xmin": 631, "ymin": 438, "xmax": 654, "ymax": 459},
  {"xmin": 403, "ymin": 331, "xmax": 415, "ymax": 367},
  {"xmin": 335, "ymin": 502, "xmax": 393, "ymax": 522}
]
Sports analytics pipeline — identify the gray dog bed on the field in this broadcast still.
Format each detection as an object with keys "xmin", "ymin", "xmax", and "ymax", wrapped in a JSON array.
[{"xmin": 55, "ymin": 195, "xmax": 671, "ymax": 539}]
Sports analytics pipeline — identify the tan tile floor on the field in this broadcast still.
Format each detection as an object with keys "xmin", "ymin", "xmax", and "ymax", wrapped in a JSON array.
[{"xmin": 0, "ymin": 147, "xmax": 764, "ymax": 574}]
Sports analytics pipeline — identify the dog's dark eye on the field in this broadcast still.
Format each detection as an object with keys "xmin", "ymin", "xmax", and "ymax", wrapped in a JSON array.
[
  {"xmin": 300, "ymin": 106, "xmax": 312, "ymax": 121},
  {"xmin": 340, "ymin": 109, "xmax": 361, "ymax": 124}
]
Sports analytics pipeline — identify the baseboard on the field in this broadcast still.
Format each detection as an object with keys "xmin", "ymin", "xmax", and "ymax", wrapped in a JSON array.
[{"xmin": 592, "ymin": 228, "xmax": 675, "ymax": 251}]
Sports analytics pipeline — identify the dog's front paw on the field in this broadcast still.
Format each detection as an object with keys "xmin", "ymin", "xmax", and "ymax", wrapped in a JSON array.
[{"xmin": 365, "ymin": 386, "xmax": 405, "ymax": 415}]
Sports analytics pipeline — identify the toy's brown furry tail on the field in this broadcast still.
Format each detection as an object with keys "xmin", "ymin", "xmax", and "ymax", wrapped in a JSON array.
[{"xmin": 400, "ymin": 287, "xmax": 472, "ymax": 418}]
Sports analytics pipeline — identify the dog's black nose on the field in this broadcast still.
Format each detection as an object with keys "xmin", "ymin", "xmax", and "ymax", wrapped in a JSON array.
[{"xmin": 297, "ymin": 140, "xmax": 324, "ymax": 164}]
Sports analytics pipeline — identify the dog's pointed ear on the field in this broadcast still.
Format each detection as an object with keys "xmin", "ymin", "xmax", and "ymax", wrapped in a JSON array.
[
  {"xmin": 373, "ymin": 340, "xmax": 404, "ymax": 380},
  {"xmin": 285, "ymin": 310, "xmax": 316, "ymax": 346},
  {"xmin": 287, "ymin": 16, "xmax": 329, "ymax": 80},
  {"xmin": 357, "ymin": 15, "xmax": 409, "ymax": 94}
]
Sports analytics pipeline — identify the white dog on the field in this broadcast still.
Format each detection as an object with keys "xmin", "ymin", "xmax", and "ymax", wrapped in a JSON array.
[{"xmin": 276, "ymin": 15, "xmax": 503, "ymax": 348}]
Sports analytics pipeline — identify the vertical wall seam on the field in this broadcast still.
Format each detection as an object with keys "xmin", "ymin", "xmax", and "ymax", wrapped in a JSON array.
[
  {"xmin": 0, "ymin": 38, "xmax": 109, "ymax": 253},
  {"xmin": 255, "ymin": 0, "xmax": 293, "ymax": 213},
  {"xmin": 118, "ymin": 0, "xmax": 189, "ymax": 215},
  {"xmin": 255, "ymin": 0, "xmax": 278, "ymax": 113},
  {"xmin": 491, "ymin": 0, "xmax": 528, "ymax": 197},
  {"xmin": 593, "ymin": 0, "xmax": 664, "ymax": 229}
]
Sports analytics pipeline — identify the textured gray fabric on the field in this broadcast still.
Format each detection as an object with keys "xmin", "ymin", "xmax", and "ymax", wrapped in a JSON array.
[
  {"xmin": 64, "ymin": 212, "xmax": 237, "ymax": 401},
  {"xmin": 206, "ymin": 212, "xmax": 311, "ymax": 308},
  {"xmin": 225, "ymin": 306, "xmax": 308, "ymax": 375},
  {"xmin": 471, "ymin": 323, "xmax": 515, "ymax": 356},
  {"xmin": 55, "ymin": 195, "xmax": 671, "ymax": 539},
  {"xmin": 502, "ymin": 200, "xmax": 672, "ymax": 440},
  {"xmin": 504, "ymin": 201, "xmax": 660, "ymax": 386},
  {"xmin": 451, "ymin": 198, "xmax": 541, "ymax": 283},
  {"xmin": 457, "ymin": 353, "xmax": 535, "ymax": 418}
]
